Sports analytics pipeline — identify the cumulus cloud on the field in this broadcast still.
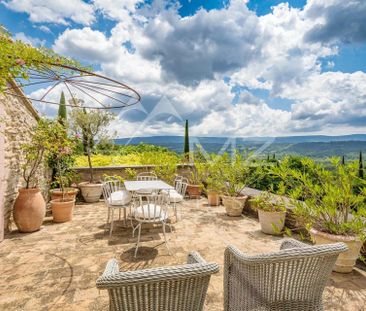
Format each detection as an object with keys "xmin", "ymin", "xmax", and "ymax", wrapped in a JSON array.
[
  {"xmin": 28, "ymin": 0, "xmax": 366, "ymax": 136},
  {"xmin": 53, "ymin": 27, "xmax": 118, "ymax": 62},
  {"xmin": 3, "ymin": 0, "xmax": 95, "ymax": 25},
  {"xmin": 304, "ymin": 0, "xmax": 366, "ymax": 44},
  {"xmin": 14, "ymin": 32, "xmax": 45, "ymax": 46},
  {"xmin": 285, "ymin": 71, "xmax": 366, "ymax": 129},
  {"xmin": 135, "ymin": 0, "xmax": 263, "ymax": 85}
]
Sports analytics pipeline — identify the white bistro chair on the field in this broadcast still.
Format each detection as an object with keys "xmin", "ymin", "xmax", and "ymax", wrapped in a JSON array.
[
  {"xmin": 135, "ymin": 172, "xmax": 158, "ymax": 196},
  {"xmin": 136, "ymin": 172, "xmax": 158, "ymax": 181},
  {"xmin": 102, "ymin": 180, "xmax": 132, "ymax": 236},
  {"xmin": 162, "ymin": 176, "xmax": 188, "ymax": 219},
  {"xmin": 132, "ymin": 192, "xmax": 171, "ymax": 257}
]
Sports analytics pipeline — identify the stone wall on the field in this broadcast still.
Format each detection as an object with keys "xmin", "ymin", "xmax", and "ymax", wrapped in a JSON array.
[
  {"xmin": 73, "ymin": 164, "xmax": 194, "ymax": 183},
  {"xmin": 0, "ymin": 81, "xmax": 50, "ymax": 240}
]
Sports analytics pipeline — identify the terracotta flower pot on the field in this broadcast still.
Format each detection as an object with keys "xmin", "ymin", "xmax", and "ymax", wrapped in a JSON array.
[
  {"xmin": 310, "ymin": 228, "xmax": 362, "ymax": 273},
  {"xmin": 50, "ymin": 188, "xmax": 79, "ymax": 201},
  {"xmin": 222, "ymin": 195, "xmax": 248, "ymax": 216},
  {"xmin": 13, "ymin": 188, "xmax": 46, "ymax": 232},
  {"xmin": 186, "ymin": 184, "xmax": 202, "ymax": 199},
  {"xmin": 51, "ymin": 198, "xmax": 75, "ymax": 223},
  {"xmin": 78, "ymin": 182, "xmax": 102, "ymax": 203},
  {"xmin": 258, "ymin": 209, "xmax": 286, "ymax": 235},
  {"xmin": 207, "ymin": 190, "xmax": 220, "ymax": 206}
]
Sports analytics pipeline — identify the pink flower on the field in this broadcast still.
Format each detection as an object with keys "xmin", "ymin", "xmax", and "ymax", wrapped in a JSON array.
[
  {"xmin": 59, "ymin": 146, "xmax": 72, "ymax": 155},
  {"xmin": 15, "ymin": 58, "xmax": 25, "ymax": 66},
  {"xmin": 75, "ymin": 133, "xmax": 81, "ymax": 139}
]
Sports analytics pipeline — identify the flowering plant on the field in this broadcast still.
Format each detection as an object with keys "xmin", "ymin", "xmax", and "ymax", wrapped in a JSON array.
[{"xmin": 45, "ymin": 120, "xmax": 78, "ymax": 200}]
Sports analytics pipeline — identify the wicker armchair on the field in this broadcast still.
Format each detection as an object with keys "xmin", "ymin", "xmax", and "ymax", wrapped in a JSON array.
[
  {"xmin": 224, "ymin": 239, "xmax": 347, "ymax": 311},
  {"xmin": 97, "ymin": 252, "xmax": 219, "ymax": 311}
]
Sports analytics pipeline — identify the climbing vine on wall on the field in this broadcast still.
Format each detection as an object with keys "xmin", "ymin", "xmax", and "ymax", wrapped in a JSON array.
[{"xmin": 0, "ymin": 29, "xmax": 81, "ymax": 92}]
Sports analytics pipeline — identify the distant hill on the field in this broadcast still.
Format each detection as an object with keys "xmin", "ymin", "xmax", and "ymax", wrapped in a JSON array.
[{"xmin": 114, "ymin": 135, "xmax": 366, "ymax": 159}]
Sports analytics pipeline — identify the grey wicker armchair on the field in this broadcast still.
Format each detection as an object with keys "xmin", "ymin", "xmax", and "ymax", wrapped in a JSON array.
[
  {"xmin": 96, "ymin": 252, "xmax": 219, "ymax": 311},
  {"xmin": 224, "ymin": 239, "xmax": 347, "ymax": 311}
]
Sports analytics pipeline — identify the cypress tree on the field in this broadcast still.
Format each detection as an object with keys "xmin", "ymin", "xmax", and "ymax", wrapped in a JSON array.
[
  {"xmin": 273, "ymin": 153, "xmax": 276, "ymax": 160},
  {"xmin": 359, "ymin": 151, "xmax": 364, "ymax": 179},
  {"xmin": 341, "ymin": 155, "xmax": 345, "ymax": 165},
  {"xmin": 267, "ymin": 154, "xmax": 270, "ymax": 162},
  {"xmin": 58, "ymin": 91, "xmax": 67, "ymax": 124},
  {"xmin": 183, "ymin": 120, "xmax": 190, "ymax": 157}
]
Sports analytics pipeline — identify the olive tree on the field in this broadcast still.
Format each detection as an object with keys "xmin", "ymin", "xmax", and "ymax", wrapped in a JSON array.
[{"xmin": 69, "ymin": 108, "xmax": 114, "ymax": 183}]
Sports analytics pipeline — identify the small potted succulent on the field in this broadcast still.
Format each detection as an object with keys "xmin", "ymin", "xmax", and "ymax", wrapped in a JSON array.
[{"xmin": 250, "ymin": 192, "xmax": 286, "ymax": 235}]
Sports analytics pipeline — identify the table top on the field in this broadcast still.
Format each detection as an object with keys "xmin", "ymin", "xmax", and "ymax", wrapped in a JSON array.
[{"xmin": 124, "ymin": 180, "xmax": 174, "ymax": 191}]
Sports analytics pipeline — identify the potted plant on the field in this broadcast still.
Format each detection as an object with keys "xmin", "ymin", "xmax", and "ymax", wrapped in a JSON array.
[
  {"xmin": 186, "ymin": 165, "xmax": 203, "ymax": 199},
  {"xmin": 13, "ymin": 119, "xmax": 51, "ymax": 232},
  {"xmin": 273, "ymin": 157, "xmax": 366, "ymax": 273},
  {"xmin": 49, "ymin": 156, "xmax": 79, "ymax": 201},
  {"xmin": 206, "ymin": 173, "xmax": 222, "ymax": 206},
  {"xmin": 69, "ymin": 107, "xmax": 114, "ymax": 203},
  {"xmin": 42, "ymin": 119, "xmax": 77, "ymax": 222},
  {"xmin": 218, "ymin": 153, "xmax": 249, "ymax": 216},
  {"xmin": 203, "ymin": 162, "xmax": 222, "ymax": 206},
  {"xmin": 48, "ymin": 95, "xmax": 79, "ymax": 201},
  {"xmin": 250, "ymin": 192, "xmax": 286, "ymax": 235}
]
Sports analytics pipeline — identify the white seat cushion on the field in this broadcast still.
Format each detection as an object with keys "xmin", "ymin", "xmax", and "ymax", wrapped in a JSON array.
[
  {"xmin": 134, "ymin": 204, "xmax": 167, "ymax": 221},
  {"xmin": 169, "ymin": 191, "xmax": 183, "ymax": 203},
  {"xmin": 108, "ymin": 190, "xmax": 132, "ymax": 206}
]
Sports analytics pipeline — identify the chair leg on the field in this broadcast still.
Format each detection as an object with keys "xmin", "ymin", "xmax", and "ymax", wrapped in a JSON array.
[
  {"xmin": 134, "ymin": 223, "xmax": 142, "ymax": 258},
  {"xmin": 162, "ymin": 222, "xmax": 171, "ymax": 255},
  {"xmin": 109, "ymin": 208, "xmax": 115, "ymax": 237},
  {"xmin": 173, "ymin": 202, "xmax": 177, "ymax": 220},
  {"xmin": 123, "ymin": 208, "xmax": 127, "ymax": 227},
  {"xmin": 132, "ymin": 221, "xmax": 139, "ymax": 237},
  {"xmin": 119, "ymin": 208, "xmax": 121, "ymax": 220},
  {"xmin": 105, "ymin": 206, "xmax": 111, "ymax": 233}
]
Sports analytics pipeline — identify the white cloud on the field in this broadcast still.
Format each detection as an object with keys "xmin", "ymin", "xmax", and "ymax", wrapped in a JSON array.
[
  {"xmin": 53, "ymin": 27, "xmax": 118, "ymax": 62},
  {"xmin": 3, "ymin": 0, "xmax": 95, "ymax": 25},
  {"xmin": 93, "ymin": 0, "xmax": 143, "ymax": 21},
  {"xmin": 43, "ymin": 0, "xmax": 366, "ymax": 137},
  {"xmin": 14, "ymin": 32, "xmax": 45, "ymax": 46}
]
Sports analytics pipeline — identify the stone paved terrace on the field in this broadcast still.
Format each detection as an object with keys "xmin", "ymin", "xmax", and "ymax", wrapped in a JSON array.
[{"xmin": 1, "ymin": 199, "xmax": 366, "ymax": 311}]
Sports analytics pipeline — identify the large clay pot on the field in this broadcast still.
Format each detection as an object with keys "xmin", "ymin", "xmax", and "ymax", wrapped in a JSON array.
[
  {"xmin": 310, "ymin": 228, "xmax": 362, "ymax": 273},
  {"xmin": 13, "ymin": 188, "xmax": 46, "ymax": 232},
  {"xmin": 222, "ymin": 195, "xmax": 248, "ymax": 216},
  {"xmin": 258, "ymin": 209, "xmax": 286, "ymax": 235},
  {"xmin": 207, "ymin": 190, "xmax": 220, "ymax": 206},
  {"xmin": 50, "ymin": 188, "xmax": 79, "ymax": 201},
  {"xmin": 186, "ymin": 184, "xmax": 202, "ymax": 199},
  {"xmin": 51, "ymin": 199, "xmax": 75, "ymax": 223},
  {"xmin": 79, "ymin": 182, "xmax": 102, "ymax": 203}
]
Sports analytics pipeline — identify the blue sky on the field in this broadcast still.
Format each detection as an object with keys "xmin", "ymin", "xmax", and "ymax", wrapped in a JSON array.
[{"xmin": 1, "ymin": 0, "xmax": 366, "ymax": 137}]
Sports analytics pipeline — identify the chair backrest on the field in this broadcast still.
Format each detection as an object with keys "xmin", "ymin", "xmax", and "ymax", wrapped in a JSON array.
[
  {"xmin": 176, "ymin": 180, "xmax": 188, "ymax": 196},
  {"xmin": 96, "ymin": 252, "xmax": 220, "ymax": 311},
  {"xmin": 224, "ymin": 239, "xmax": 347, "ymax": 311},
  {"xmin": 102, "ymin": 180, "xmax": 124, "ymax": 201},
  {"xmin": 136, "ymin": 172, "xmax": 158, "ymax": 181},
  {"xmin": 174, "ymin": 176, "xmax": 183, "ymax": 189},
  {"xmin": 134, "ymin": 193, "xmax": 168, "ymax": 221}
]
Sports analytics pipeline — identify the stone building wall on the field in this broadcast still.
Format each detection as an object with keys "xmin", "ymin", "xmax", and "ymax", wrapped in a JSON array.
[{"xmin": 0, "ymin": 81, "xmax": 50, "ymax": 240}]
